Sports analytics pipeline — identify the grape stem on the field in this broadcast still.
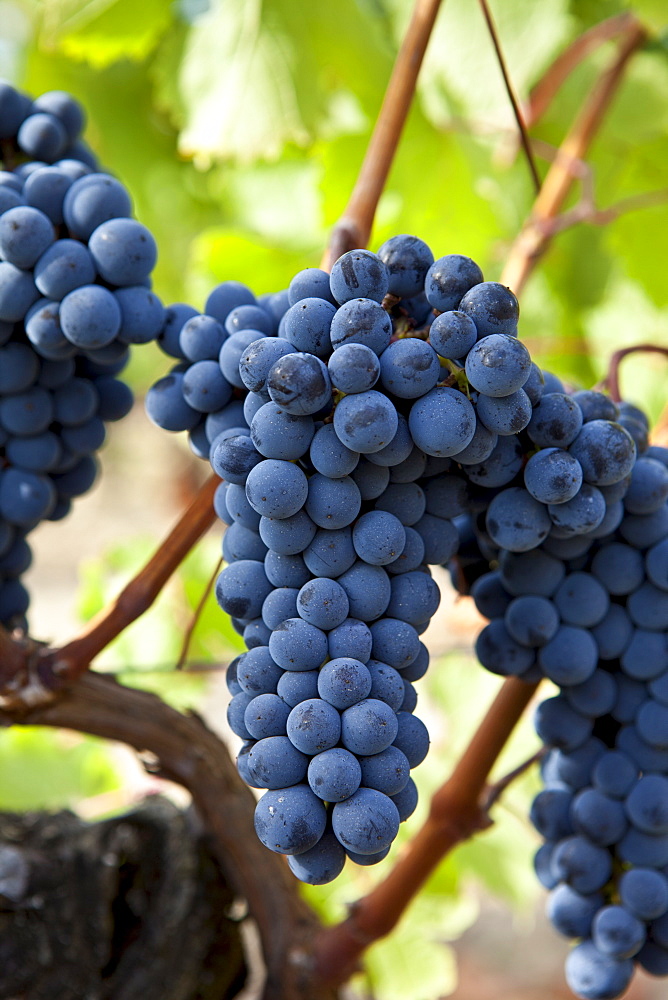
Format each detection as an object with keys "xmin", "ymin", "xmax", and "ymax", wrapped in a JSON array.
[
  {"xmin": 606, "ymin": 344, "xmax": 668, "ymax": 403},
  {"xmin": 501, "ymin": 16, "xmax": 646, "ymax": 297},
  {"xmin": 312, "ymin": 677, "xmax": 539, "ymax": 986},
  {"xmin": 321, "ymin": 0, "xmax": 445, "ymax": 272},
  {"xmin": 175, "ymin": 554, "xmax": 223, "ymax": 670},
  {"xmin": 524, "ymin": 12, "xmax": 637, "ymax": 131},
  {"xmin": 478, "ymin": 0, "xmax": 541, "ymax": 194}
]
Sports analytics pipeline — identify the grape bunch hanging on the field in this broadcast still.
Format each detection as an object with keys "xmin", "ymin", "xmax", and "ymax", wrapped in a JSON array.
[
  {"xmin": 2, "ymin": 81, "xmax": 667, "ymax": 1000},
  {"xmin": 0, "ymin": 80, "xmax": 166, "ymax": 628},
  {"xmin": 146, "ymin": 213, "xmax": 668, "ymax": 997}
]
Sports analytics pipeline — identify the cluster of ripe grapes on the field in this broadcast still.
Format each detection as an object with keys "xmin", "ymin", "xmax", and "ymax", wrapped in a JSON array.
[
  {"xmin": 0, "ymin": 81, "xmax": 167, "ymax": 629},
  {"xmin": 3, "ymin": 79, "xmax": 667, "ymax": 1000}
]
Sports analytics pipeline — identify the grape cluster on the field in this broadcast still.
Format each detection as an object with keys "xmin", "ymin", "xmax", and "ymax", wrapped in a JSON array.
[
  {"xmin": 145, "ymin": 229, "xmax": 667, "ymax": 995},
  {"xmin": 466, "ymin": 413, "xmax": 668, "ymax": 997},
  {"xmin": 0, "ymin": 81, "xmax": 164, "ymax": 627}
]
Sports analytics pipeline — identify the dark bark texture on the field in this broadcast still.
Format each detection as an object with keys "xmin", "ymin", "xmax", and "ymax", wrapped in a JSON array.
[{"xmin": 0, "ymin": 797, "xmax": 246, "ymax": 1000}]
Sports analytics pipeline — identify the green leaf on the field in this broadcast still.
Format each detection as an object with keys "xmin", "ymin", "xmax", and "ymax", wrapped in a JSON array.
[
  {"xmin": 396, "ymin": 0, "xmax": 572, "ymax": 128},
  {"xmin": 0, "ymin": 728, "xmax": 119, "ymax": 811},
  {"xmin": 33, "ymin": 0, "xmax": 173, "ymax": 68}
]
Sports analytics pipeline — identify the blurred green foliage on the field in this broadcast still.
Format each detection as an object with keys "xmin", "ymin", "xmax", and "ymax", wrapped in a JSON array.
[{"xmin": 1, "ymin": 1, "xmax": 667, "ymax": 994}]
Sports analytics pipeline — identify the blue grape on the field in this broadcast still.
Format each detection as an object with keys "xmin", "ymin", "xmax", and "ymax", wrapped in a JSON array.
[
  {"xmin": 392, "ymin": 711, "xmax": 429, "ymax": 767},
  {"xmin": 327, "ymin": 342, "xmax": 380, "ymax": 394},
  {"xmin": 475, "ymin": 619, "xmax": 535, "ymax": 676},
  {"xmin": 569, "ymin": 420, "xmax": 636, "ymax": 486},
  {"xmin": 351, "ymin": 459, "xmax": 390, "ymax": 500},
  {"xmin": 458, "ymin": 281, "xmax": 519, "ymax": 337},
  {"xmin": 429, "ymin": 309, "xmax": 478, "ymax": 357},
  {"xmin": 592, "ymin": 906, "xmax": 646, "ymax": 960},
  {"xmin": 281, "ymin": 296, "xmax": 335, "ymax": 359},
  {"xmin": 470, "ymin": 571, "xmax": 512, "ymax": 619},
  {"xmin": 553, "ymin": 572, "xmax": 609, "ymax": 628},
  {"xmin": 268, "ymin": 618, "xmax": 328, "ymax": 671},
  {"xmin": 377, "ymin": 234, "xmax": 434, "ymax": 298},
  {"xmin": 0, "ymin": 468, "xmax": 56, "ymax": 526},
  {"xmin": 88, "ymin": 218, "xmax": 156, "ymax": 286},
  {"xmin": 261, "ymin": 587, "xmax": 299, "ymax": 630},
  {"xmin": 224, "ymin": 303, "xmax": 273, "ymax": 337},
  {"xmin": 619, "ymin": 505, "xmax": 668, "ymax": 548},
  {"xmin": 375, "ymin": 483, "xmax": 426, "ymax": 528},
  {"xmin": 258, "ymin": 509, "xmax": 316, "ymax": 555},
  {"xmin": 329, "ymin": 298, "xmax": 392, "ymax": 356},
  {"xmin": 369, "ymin": 617, "xmax": 420, "ymax": 670},
  {"xmin": 250, "ymin": 401, "xmax": 314, "ymax": 460},
  {"xmin": 244, "ymin": 693, "xmax": 291, "ymax": 740},
  {"xmin": 317, "ymin": 657, "xmax": 372, "ymax": 710},
  {"xmin": 359, "ymin": 745, "xmax": 410, "ymax": 796},
  {"xmin": 548, "ymin": 484, "xmax": 606, "ymax": 536},
  {"xmin": 245, "ymin": 459, "xmax": 308, "ymax": 518},
  {"xmin": 309, "ymin": 424, "xmax": 359, "ymax": 478},
  {"xmin": 624, "ymin": 775, "xmax": 668, "ymax": 834},
  {"xmin": 592, "ymin": 751, "xmax": 638, "ymax": 800},
  {"xmin": 215, "ymin": 559, "xmax": 272, "ymax": 620},
  {"xmin": 158, "ymin": 303, "xmax": 197, "ymax": 358},
  {"xmin": 17, "ymin": 113, "xmax": 67, "ymax": 161},
  {"xmin": 524, "ymin": 448, "xmax": 583, "ymax": 505},
  {"xmin": 205, "ymin": 280, "xmax": 255, "ymax": 324},
  {"xmin": 334, "ymin": 390, "xmax": 398, "ymax": 454},
  {"xmin": 352, "ymin": 510, "xmax": 406, "ymax": 567},
  {"xmin": 565, "ymin": 670, "xmax": 617, "ymax": 718},
  {"xmin": 365, "ymin": 415, "xmax": 414, "ymax": 468},
  {"xmin": 33, "ymin": 90, "xmax": 84, "ymax": 141},
  {"xmin": 624, "ymin": 457, "xmax": 668, "ymax": 515},
  {"xmin": 219, "ymin": 330, "xmax": 265, "ymax": 389},
  {"xmin": 288, "ymin": 267, "xmax": 336, "ymax": 306},
  {"xmin": 571, "ymin": 788, "xmax": 627, "ymax": 846},
  {"xmin": 182, "ymin": 360, "xmax": 232, "ymax": 413},
  {"xmin": 379, "ymin": 337, "xmax": 440, "ymax": 399},
  {"xmin": 527, "ymin": 392, "xmax": 584, "ymax": 448},
  {"xmin": 409, "ymin": 387, "xmax": 476, "ymax": 457},
  {"xmin": 504, "ymin": 595, "xmax": 559, "ymax": 647},
  {"xmin": 465, "ymin": 433, "xmax": 523, "ymax": 487},
  {"xmin": 264, "ymin": 551, "xmax": 310, "ymax": 589},
  {"xmin": 547, "ymin": 884, "xmax": 603, "ymax": 939},
  {"xmin": 307, "ymin": 747, "xmax": 362, "ymax": 801},
  {"xmin": 565, "ymin": 940, "xmax": 633, "ymax": 1000},
  {"xmin": 210, "ymin": 433, "xmax": 261, "ymax": 485},
  {"xmin": 486, "ymin": 487, "xmax": 551, "ymax": 552},
  {"xmin": 296, "ymin": 577, "xmax": 350, "ymax": 630},
  {"xmin": 305, "ymin": 473, "xmax": 361, "ymax": 529},
  {"xmin": 179, "ymin": 314, "xmax": 227, "ymax": 362},
  {"xmin": 534, "ymin": 696, "xmax": 593, "ymax": 751},
  {"xmin": 391, "ymin": 776, "xmax": 418, "ymax": 822},
  {"xmin": 476, "ymin": 388, "xmax": 532, "ymax": 436},
  {"xmin": 450, "ymin": 419, "xmax": 497, "ymax": 465},
  {"xmin": 465, "ymin": 334, "xmax": 531, "ymax": 397},
  {"xmin": 114, "ymin": 286, "xmax": 164, "ymax": 344},
  {"xmin": 332, "ymin": 786, "xmax": 400, "ymax": 854},
  {"xmin": 0, "ymin": 262, "xmax": 40, "ymax": 321},
  {"xmin": 330, "ymin": 249, "xmax": 389, "ymax": 305},
  {"xmin": 530, "ymin": 787, "xmax": 574, "ymax": 841},
  {"xmin": 627, "ymin": 582, "xmax": 668, "ymax": 630},
  {"xmin": 367, "ymin": 660, "xmax": 405, "ymax": 711},
  {"xmin": 327, "ymin": 618, "xmax": 373, "ymax": 663},
  {"xmin": 287, "ymin": 832, "xmax": 346, "ymax": 885},
  {"xmin": 267, "ymin": 351, "xmax": 332, "ymax": 415},
  {"xmin": 63, "ymin": 173, "xmax": 132, "ymax": 240},
  {"xmin": 386, "ymin": 570, "xmax": 440, "ymax": 625},
  {"xmin": 646, "ymin": 537, "xmax": 668, "ymax": 590},
  {"xmin": 551, "ymin": 835, "xmax": 613, "ymax": 893},
  {"xmin": 619, "ymin": 868, "xmax": 668, "ymax": 920},
  {"xmin": 413, "ymin": 512, "xmax": 459, "ymax": 563},
  {"xmin": 254, "ymin": 785, "xmax": 327, "ymax": 855},
  {"xmin": 304, "ymin": 528, "xmax": 356, "ymax": 579},
  {"xmin": 276, "ymin": 670, "xmax": 319, "ymax": 708},
  {"xmin": 236, "ymin": 647, "xmax": 283, "ymax": 696},
  {"xmin": 287, "ymin": 698, "xmax": 341, "ymax": 755}
]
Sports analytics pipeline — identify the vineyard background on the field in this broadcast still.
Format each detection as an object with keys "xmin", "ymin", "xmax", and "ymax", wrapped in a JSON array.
[{"xmin": 1, "ymin": 1, "xmax": 667, "ymax": 997}]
